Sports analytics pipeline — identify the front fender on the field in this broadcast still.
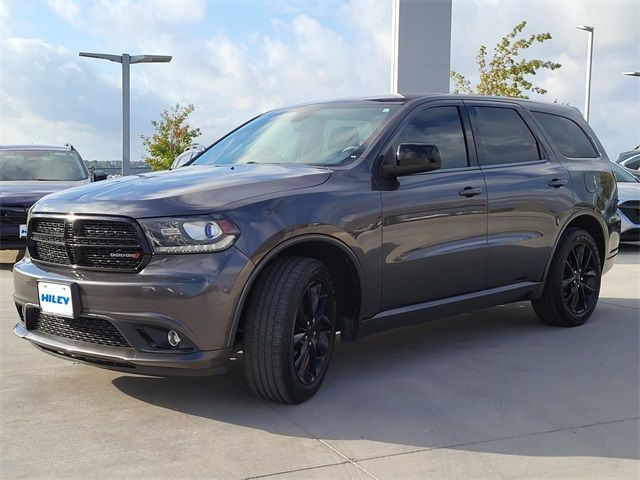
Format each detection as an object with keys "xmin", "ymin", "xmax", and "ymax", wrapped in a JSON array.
[{"xmin": 224, "ymin": 231, "xmax": 369, "ymax": 348}]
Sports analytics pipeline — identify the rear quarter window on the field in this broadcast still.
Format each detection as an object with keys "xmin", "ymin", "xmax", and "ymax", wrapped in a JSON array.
[{"xmin": 532, "ymin": 111, "xmax": 599, "ymax": 158}]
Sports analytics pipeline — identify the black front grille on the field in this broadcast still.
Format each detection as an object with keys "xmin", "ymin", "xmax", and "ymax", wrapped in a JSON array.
[
  {"xmin": 620, "ymin": 201, "xmax": 640, "ymax": 225},
  {"xmin": 0, "ymin": 206, "xmax": 28, "ymax": 225},
  {"xmin": 31, "ymin": 310, "xmax": 131, "ymax": 348},
  {"xmin": 28, "ymin": 216, "xmax": 147, "ymax": 271},
  {"xmin": 33, "ymin": 242, "xmax": 70, "ymax": 265},
  {"xmin": 79, "ymin": 221, "xmax": 139, "ymax": 239}
]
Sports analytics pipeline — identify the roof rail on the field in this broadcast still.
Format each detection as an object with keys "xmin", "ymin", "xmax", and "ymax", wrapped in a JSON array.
[{"xmin": 64, "ymin": 143, "xmax": 75, "ymax": 151}]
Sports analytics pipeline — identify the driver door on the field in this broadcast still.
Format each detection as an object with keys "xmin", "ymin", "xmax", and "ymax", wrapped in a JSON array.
[{"xmin": 380, "ymin": 102, "xmax": 489, "ymax": 309}]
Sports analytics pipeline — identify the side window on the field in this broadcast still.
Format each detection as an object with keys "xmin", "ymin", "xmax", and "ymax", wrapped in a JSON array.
[
  {"xmin": 392, "ymin": 106, "xmax": 469, "ymax": 170},
  {"xmin": 468, "ymin": 106, "xmax": 542, "ymax": 165},
  {"xmin": 532, "ymin": 111, "xmax": 599, "ymax": 158}
]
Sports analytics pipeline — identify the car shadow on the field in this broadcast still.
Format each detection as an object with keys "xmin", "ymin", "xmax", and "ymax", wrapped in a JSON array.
[
  {"xmin": 616, "ymin": 242, "xmax": 640, "ymax": 265},
  {"xmin": 112, "ymin": 299, "xmax": 639, "ymax": 461}
]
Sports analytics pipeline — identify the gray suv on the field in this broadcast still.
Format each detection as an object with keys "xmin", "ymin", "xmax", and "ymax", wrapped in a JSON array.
[{"xmin": 13, "ymin": 95, "xmax": 620, "ymax": 403}]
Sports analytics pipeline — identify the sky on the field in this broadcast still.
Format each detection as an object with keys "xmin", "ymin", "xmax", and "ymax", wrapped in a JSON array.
[{"xmin": 0, "ymin": 0, "xmax": 638, "ymax": 161}]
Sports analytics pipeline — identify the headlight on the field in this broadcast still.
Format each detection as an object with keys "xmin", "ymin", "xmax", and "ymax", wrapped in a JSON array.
[{"xmin": 139, "ymin": 215, "xmax": 240, "ymax": 254}]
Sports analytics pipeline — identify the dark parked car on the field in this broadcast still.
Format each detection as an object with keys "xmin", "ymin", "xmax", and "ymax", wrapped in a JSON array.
[
  {"xmin": 13, "ymin": 95, "xmax": 620, "ymax": 403},
  {"xmin": 0, "ymin": 145, "xmax": 106, "ymax": 250}
]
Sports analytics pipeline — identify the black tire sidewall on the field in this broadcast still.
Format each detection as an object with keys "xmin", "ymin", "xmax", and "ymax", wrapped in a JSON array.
[
  {"xmin": 548, "ymin": 229, "xmax": 602, "ymax": 326},
  {"xmin": 284, "ymin": 263, "xmax": 337, "ymax": 397}
]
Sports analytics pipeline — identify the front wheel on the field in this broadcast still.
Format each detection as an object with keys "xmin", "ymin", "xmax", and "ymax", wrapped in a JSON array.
[
  {"xmin": 532, "ymin": 228, "xmax": 602, "ymax": 327},
  {"xmin": 243, "ymin": 257, "xmax": 337, "ymax": 404}
]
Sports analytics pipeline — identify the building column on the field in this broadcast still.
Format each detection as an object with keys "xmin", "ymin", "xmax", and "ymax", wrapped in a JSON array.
[{"xmin": 390, "ymin": 0, "xmax": 452, "ymax": 94}]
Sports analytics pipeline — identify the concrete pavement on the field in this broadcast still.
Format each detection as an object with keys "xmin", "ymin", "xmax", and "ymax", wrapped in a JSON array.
[{"xmin": 1, "ymin": 246, "xmax": 638, "ymax": 479}]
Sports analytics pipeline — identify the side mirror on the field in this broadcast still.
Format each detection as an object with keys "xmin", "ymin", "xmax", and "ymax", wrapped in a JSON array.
[
  {"xmin": 383, "ymin": 144, "xmax": 441, "ymax": 177},
  {"xmin": 92, "ymin": 170, "xmax": 108, "ymax": 182}
]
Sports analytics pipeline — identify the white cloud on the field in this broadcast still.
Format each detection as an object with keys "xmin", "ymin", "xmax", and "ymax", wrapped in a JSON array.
[
  {"xmin": 0, "ymin": 0, "xmax": 11, "ymax": 35},
  {"xmin": 0, "ymin": 2, "xmax": 391, "ymax": 160},
  {"xmin": 1, "ymin": 0, "xmax": 638, "ymax": 162},
  {"xmin": 0, "ymin": 38, "xmax": 158, "ymax": 159},
  {"xmin": 45, "ymin": 0, "xmax": 81, "ymax": 24},
  {"xmin": 83, "ymin": 0, "xmax": 206, "ymax": 48},
  {"xmin": 451, "ymin": 0, "xmax": 640, "ymax": 157}
]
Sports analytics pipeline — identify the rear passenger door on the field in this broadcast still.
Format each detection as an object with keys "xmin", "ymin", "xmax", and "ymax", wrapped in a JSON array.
[{"xmin": 465, "ymin": 101, "xmax": 574, "ymax": 288}]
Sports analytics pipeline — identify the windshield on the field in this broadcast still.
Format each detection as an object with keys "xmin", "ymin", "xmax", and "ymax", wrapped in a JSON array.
[
  {"xmin": 193, "ymin": 103, "xmax": 401, "ymax": 167},
  {"xmin": 0, "ymin": 150, "xmax": 88, "ymax": 181},
  {"xmin": 612, "ymin": 162, "xmax": 638, "ymax": 183}
]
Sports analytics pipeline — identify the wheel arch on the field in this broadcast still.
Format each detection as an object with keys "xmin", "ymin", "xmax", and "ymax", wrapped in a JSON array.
[
  {"xmin": 543, "ymin": 211, "xmax": 607, "ymax": 282},
  {"xmin": 226, "ymin": 234, "xmax": 366, "ymax": 347}
]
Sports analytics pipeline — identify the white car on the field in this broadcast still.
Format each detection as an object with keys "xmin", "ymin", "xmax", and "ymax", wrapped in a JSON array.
[
  {"xmin": 619, "ymin": 152, "xmax": 640, "ymax": 172},
  {"xmin": 170, "ymin": 144, "xmax": 205, "ymax": 170},
  {"xmin": 612, "ymin": 162, "xmax": 640, "ymax": 242}
]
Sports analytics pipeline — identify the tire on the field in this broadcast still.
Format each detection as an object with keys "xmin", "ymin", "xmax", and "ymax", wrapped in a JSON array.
[
  {"xmin": 243, "ymin": 256, "xmax": 337, "ymax": 404},
  {"xmin": 532, "ymin": 228, "xmax": 602, "ymax": 327}
]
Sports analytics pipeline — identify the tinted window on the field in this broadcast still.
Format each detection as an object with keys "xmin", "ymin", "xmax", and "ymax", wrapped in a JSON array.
[
  {"xmin": 469, "ymin": 107, "xmax": 541, "ymax": 165},
  {"xmin": 392, "ymin": 106, "xmax": 468, "ymax": 170},
  {"xmin": 0, "ymin": 150, "xmax": 87, "ymax": 181},
  {"xmin": 532, "ymin": 111, "xmax": 598, "ymax": 158}
]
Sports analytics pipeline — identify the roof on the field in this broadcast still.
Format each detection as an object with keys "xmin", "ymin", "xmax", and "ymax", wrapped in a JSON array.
[
  {"xmin": 283, "ymin": 93, "xmax": 581, "ymax": 118},
  {"xmin": 400, "ymin": 93, "xmax": 580, "ymax": 113},
  {"xmin": 0, "ymin": 144, "xmax": 74, "ymax": 151}
]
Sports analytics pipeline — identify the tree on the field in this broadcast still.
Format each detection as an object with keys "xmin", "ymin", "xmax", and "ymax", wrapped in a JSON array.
[
  {"xmin": 451, "ymin": 21, "xmax": 561, "ymax": 99},
  {"xmin": 140, "ymin": 103, "xmax": 202, "ymax": 171}
]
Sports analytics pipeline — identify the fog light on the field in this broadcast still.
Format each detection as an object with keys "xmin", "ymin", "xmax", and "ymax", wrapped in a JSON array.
[{"xmin": 167, "ymin": 330, "xmax": 181, "ymax": 347}]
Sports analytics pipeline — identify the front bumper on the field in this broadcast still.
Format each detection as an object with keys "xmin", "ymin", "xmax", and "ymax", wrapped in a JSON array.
[
  {"xmin": 1, "ymin": 212, "xmax": 28, "ymax": 250},
  {"xmin": 1, "ymin": 227, "xmax": 26, "ymax": 250},
  {"xmin": 13, "ymin": 322, "xmax": 233, "ymax": 376},
  {"xmin": 12, "ymin": 247, "xmax": 253, "ymax": 376},
  {"xmin": 0, "ymin": 238, "xmax": 25, "ymax": 250},
  {"xmin": 618, "ymin": 207, "xmax": 639, "ymax": 242}
]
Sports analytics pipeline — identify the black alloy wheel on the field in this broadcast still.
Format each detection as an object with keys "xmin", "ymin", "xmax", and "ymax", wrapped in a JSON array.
[
  {"xmin": 562, "ymin": 241, "xmax": 598, "ymax": 315},
  {"xmin": 244, "ymin": 256, "xmax": 337, "ymax": 403},
  {"xmin": 532, "ymin": 227, "xmax": 602, "ymax": 327},
  {"xmin": 292, "ymin": 281, "xmax": 333, "ymax": 385}
]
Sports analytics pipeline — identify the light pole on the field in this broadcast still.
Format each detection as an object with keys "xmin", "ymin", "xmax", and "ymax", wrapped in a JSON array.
[
  {"xmin": 79, "ymin": 52, "xmax": 172, "ymax": 176},
  {"xmin": 576, "ymin": 26, "xmax": 594, "ymax": 123},
  {"xmin": 622, "ymin": 72, "xmax": 640, "ymax": 77}
]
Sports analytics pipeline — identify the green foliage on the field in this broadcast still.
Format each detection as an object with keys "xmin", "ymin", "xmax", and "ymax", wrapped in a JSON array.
[
  {"xmin": 451, "ymin": 21, "xmax": 561, "ymax": 99},
  {"xmin": 140, "ymin": 103, "xmax": 202, "ymax": 171}
]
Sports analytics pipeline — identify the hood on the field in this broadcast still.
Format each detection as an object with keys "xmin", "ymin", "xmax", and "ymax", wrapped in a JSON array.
[
  {"xmin": 617, "ymin": 182, "xmax": 640, "ymax": 204},
  {"xmin": 32, "ymin": 164, "xmax": 331, "ymax": 218},
  {"xmin": 0, "ymin": 179, "xmax": 90, "ymax": 207}
]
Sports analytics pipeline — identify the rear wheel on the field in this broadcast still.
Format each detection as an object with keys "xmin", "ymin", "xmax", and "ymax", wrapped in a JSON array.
[
  {"xmin": 532, "ymin": 228, "xmax": 602, "ymax": 327},
  {"xmin": 243, "ymin": 256, "xmax": 337, "ymax": 404}
]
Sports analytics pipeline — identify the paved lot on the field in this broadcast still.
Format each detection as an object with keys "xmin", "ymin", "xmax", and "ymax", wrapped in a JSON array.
[{"xmin": 1, "ymin": 247, "xmax": 639, "ymax": 479}]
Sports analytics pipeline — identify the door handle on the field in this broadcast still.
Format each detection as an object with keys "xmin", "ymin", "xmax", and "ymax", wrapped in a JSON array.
[
  {"xmin": 548, "ymin": 178, "xmax": 568, "ymax": 188},
  {"xmin": 459, "ymin": 186, "xmax": 483, "ymax": 197}
]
